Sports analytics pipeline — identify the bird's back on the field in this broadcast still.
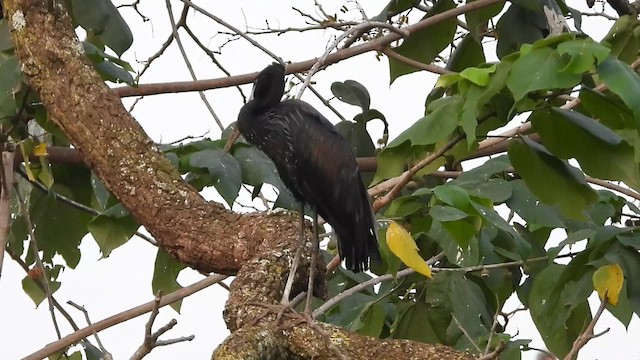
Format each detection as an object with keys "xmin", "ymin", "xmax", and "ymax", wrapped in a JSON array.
[{"xmin": 272, "ymin": 99, "xmax": 380, "ymax": 272}]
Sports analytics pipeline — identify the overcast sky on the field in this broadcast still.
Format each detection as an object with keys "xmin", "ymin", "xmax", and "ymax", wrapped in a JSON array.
[{"xmin": 0, "ymin": 1, "xmax": 638, "ymax": 359}]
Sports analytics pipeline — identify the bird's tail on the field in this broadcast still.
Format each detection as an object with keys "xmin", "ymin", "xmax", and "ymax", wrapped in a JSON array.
[{"xmin": 338, "ymin": 188, "xmax": 381, "ymax": 273}]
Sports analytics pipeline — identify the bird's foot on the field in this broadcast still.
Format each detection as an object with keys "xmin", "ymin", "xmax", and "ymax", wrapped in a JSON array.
[{"xmin": 248, "ymin": 301, "xmax": 316, "ymax": 329}]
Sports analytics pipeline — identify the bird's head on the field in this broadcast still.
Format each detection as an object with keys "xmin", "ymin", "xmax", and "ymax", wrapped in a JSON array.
[{"xmin": 224, "ymin": 63, "xmax": 286, "ymax": 153}]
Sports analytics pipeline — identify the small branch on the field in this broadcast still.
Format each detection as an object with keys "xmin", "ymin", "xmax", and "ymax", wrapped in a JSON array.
[
  {"xmin": 165, "ymin": 1, "xmax": 224, "ymax": 131},
  {"xmin": 563, "ymin": 297, "xmax": 610, "ymax": 360},
  {"xmin": 67, "ymin": 301, "xmax": 112, "ymax": 360},
  {"xmin": 483, "ymin": 295, "xmax": 501, "ymax": 356},
  {"xmin": 372, "ymin": 134, "xmax": 465, "ymax": 212},
  {"xmin": 129, "ymin": 292, "xmax": 194, "ymax": 360},
  {"xmin": 296, "ymin": 20, "xmax": 410, "ymax": 99},
  {"xmin": 180, "ymin": 0, "xmax": 347, "ymax": 121},
  {"xmin": 452, "ymin": 314, "xmax": 482, "ymax": 353},
  {"xmin": 23, "ymin": 274, "xmax": 227, "ymax": 360},
  {"xmin": 114, "ymin": 0, "xmax": 506, "ymax": 98},
  {"xmin": 313, "ymin": 252, "xmax": 443, "ymax": 318},
  {"xmin": 381, "ymin": 47, "xmax": 452, "ymax": 75},
  {"xmin": 0, "ymin": 151, "xmax": 14, "ymax": 279},
  {"xmin": 476, "ymin": 341, "xmax": 506, "ymax": 360}
]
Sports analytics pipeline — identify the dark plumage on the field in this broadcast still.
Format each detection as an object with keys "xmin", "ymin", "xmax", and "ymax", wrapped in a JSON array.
[{"xmin": 236, "ymin": 63, "xmax": 380, "ymax": 272}]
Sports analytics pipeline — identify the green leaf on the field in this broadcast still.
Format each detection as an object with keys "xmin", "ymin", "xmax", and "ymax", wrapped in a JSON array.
[
  {"xmin": 433, "ymin": 184, "xmax": 470, "ymax": 208},
  {"xmin": 0, "ymin": 19, "xmax": 13, "ymax": 52},
  {"xmin": 464, "ymin": 0, "xmax": 505, "ymax": 40},
  {"xmin": 495, "ymin": 3, "xmax": 547, "ymax": 58},
  {"xmin": 232, "ymin": 145, "xmax": 296, "ymax": 210},
  {"xmin": 22, "ymin": 273, "xmax": 61, "ymax": 307},
  {"xmin": 508, "ymin": 137, "xmax": 598, "ymax": 220},
  {"xmin": 189, "ymin": 149, "xmax": 242, "ymax": 207},
  {"xmin": 430, "ymin": 205, "xmax": 468, "ymax": 222},
  {"xmin": 152, "ymin": 248, "xmax": 186, "ymax": 312},
  {"xmin": 529, "ymin": 264, "xmax": 591, "ymax": 358},
  {"xmin": 69, "ymin": 0, "xmax": 133, "ymax": 56},
  {"xmin": 579, "ymin": 88, "xmax": 635, "ymax": 130},
  {"xmin": 88, "ymin": 204, "xmax": 139, "ymax": 258},
  {"xmin": 30, "ymin": 191, "xmax": 92, "ymax": 268},
  {"xmin": 601, "ymin": 15, "xmax": 640, "ymax": 63},
  {"xmin": 388, "ymin": 0, "xmax": 456, "ymax": 82},
  {"xmin": 597, "ymin": 56, "xmax": 640, "ymax": 122},
  {"xmin": 447, "ymin": 33, "xmax": 487, "ymax": 71},
  {"xmin": 335, "ymin": 121, "xmax": 376, "ymax": 157},
  {"xmin": 0, "ymin": 55, "xmax": 21, "ymax": 117},
  {"xmin": 556, "ymin": 38, "xmax": 610, "ymax": 74},
  {"xmin": 392, "ymin": 297, "xmax": 448, "ymax": 343},
  {"xmin": 353, "ymin": 301, "xmax": 386, "ymax": 337},
  {"xmin": 507, "ymin": 46, "xmax": 582, "ymax": 102},
  {"xmin": 533, "ymin": 107, "xmax": 640, "ymax": 191},
  {"xmin": 331, "ymin": 80, "xmax": 370, "ymax": 112},
  {"xmin": 387, "ymin": 97, "xmax": 463, "ymax": 148},
  {"xmin": 460, "ymin": 65, "xmax": 496, "ymax": 86}
]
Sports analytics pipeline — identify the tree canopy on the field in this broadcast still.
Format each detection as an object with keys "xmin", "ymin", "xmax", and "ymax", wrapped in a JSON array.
[{"xmin": 1, "ymin": 0, "xmax": 640, "ymax": 359}]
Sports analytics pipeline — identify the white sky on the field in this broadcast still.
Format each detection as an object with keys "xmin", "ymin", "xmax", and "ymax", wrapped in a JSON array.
[{"xmin": 1, "ymin": 1, "xmax": 638, "ymax": 359}]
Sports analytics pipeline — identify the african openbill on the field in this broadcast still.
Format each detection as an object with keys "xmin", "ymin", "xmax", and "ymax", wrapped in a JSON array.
[{"xmin": 226, "ymin": 63, "xmax": 380, "ymax": 310}]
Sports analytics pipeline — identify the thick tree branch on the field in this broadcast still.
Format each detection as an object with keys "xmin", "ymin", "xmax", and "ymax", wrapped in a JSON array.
[
  {"xmin": 112, "ymin": 0, "xmax": 505, "ymax": 98},
  {"xmin": 4, "ymin": 0, "xmax": 303, "ymax": 275}
]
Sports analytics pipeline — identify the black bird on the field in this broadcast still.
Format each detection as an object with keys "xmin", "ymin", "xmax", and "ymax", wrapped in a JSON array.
[{"xmin": 226, "ymin": 63, "xmax": 380, "ymax": 274}]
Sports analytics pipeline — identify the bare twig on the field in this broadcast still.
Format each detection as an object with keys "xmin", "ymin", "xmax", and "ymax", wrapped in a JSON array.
[
  {"xmin": 23, "ymin": 274, "xmax": 227, "ymax": 360},
  {"xmin": 372, "ymin": 134, "xmax": 465, "ymax": 212},
  {"xmin": 114, "ymin": 0, "xmax": 506, "ymax": 98},
  {"xmin": 0, "ymin": 151, "xmax": 14, "ymax": 279},
  {"xmin": 165, "ymin": 1, "xmax": 224, "ymax": 131},
  {"xmin": 129, "ymin": 292, "xmax": 195, "ymax": 360},
  {"xmin": 313, "ymin": 252, "xmax": 444, "ymax": 318},
  {"xmin": 452, "ymin": 314, "xmax": 482, "ymax": 353},
  {"xmin": 563, "ymin": 297, "xmax": 610, "ymax": 360},
  {"xmin": 484, "ymin": 295, "xmax": 502, "ymax": 357},
  {"xmin": 296, "ymin": 20, "xmax": 410, "ymax": 98},
  {"xmin": 381, "ymin": 47, "xmax": 452, "ymax": 75},
  {"xmin": 180, "ymin": 0, "xmax": 347, "ymax": 121},
  {"xmin": 67, "ymin": 301, "xmax": 113, "ymax": 360}
]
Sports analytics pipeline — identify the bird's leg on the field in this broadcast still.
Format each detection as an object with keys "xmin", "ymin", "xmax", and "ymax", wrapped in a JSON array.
[
  {"xmin": 304, "ymin": 208, "xmax": 319, "ymax": 314},
  {"xmin": 281, "ymin": 202, "xmax": 306, "ymax": 305}
]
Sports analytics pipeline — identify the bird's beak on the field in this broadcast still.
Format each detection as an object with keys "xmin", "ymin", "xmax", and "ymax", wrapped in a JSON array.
[{"xmin": 223, "ymin": 127, "xmax": 241, "ymax": 153}]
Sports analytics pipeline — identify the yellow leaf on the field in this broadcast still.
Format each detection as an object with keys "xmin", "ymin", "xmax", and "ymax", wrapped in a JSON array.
[
  {"xmin": 592, "ymin": 263, "xmax": 624, "ymax": 306},
  {"xmin": 33, "ymin": 143, "xmax": 48, "ymax": 157},
  {"xmin": 19, "ymin": 142, "xmax": 35, "ymax": 182},
  {"xmin": 386, "ymin": 221, "xmax": 432, "ymax": 278}
]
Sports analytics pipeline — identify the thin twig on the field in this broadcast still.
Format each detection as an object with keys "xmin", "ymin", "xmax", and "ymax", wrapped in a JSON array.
[
  {"xmin": 165, "ymin": 1, "xmax": 224, "ymax": 131},
  {"xmin": 24, "ymin": 274, "xmax": 227, "ymax": 360},
  {"xmin": 484, "ymin": 295, "xmax": 501, "ymax": 356},
  {"xmin": 67, "ymin": 301, "xmax": 113, "ymax": 360},
  {"xmin": 181, "ymin": 0, "xmax": 347, "ymax": 121},
  {"xmin": 296, "ymin": 20, "xmax": 410, "ymax": 99},
  {"xmin": 0, "ymin": 151, "xmax": 14, "ymax": 279},
  {"xmin": 452, "ymin": 314, "xmax": 482, "ymax": 352},
  {"xmin": 313, "ymin": 252, "xmax": 444, "ymax": 318},
  {"xmin": 563, "ymin": 297, "xmax": 610, "ymax": 360},
  {"xmin": 372, "ymin": 134, "xmax": 465, "ymax": 212},
  {"xmin": 115, "ymin": 0, "xmax": 506, "ymax": 98},
  {"xmin": 129, "ymin": 292, "xmax": 195, "ymax": 360},
  {"xmin": 381, "ymin": 47, "xmax": 451, "ymax": 75}
]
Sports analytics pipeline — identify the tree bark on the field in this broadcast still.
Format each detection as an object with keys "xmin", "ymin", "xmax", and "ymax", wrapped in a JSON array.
[
  {"xmin": 3, "ymin": 1, "xmax": 474, "ymax": 359},
  {"xmin": 3, "ymin": 0, "xmax": 301, "ymax": 275}
]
